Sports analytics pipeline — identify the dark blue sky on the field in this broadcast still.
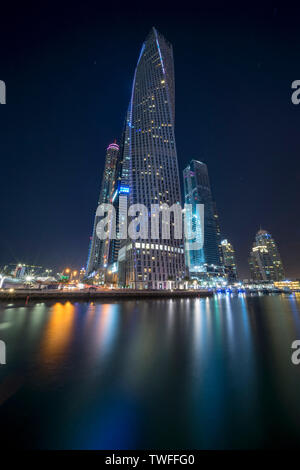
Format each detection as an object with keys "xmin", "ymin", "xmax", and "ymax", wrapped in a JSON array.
[{"xmin": 0, "ymin": 1, "xmax": 299, "ymax": 278}]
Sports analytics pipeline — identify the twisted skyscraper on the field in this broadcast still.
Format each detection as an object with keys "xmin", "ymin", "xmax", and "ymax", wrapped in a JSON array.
[{"xmin": 118, "ymin": 27, "xmax": 185, "ymax": 289}]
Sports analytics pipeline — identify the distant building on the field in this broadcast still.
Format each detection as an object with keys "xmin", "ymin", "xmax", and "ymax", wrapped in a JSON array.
[
  {"xmin": 106, "ymin": 118, "xmax": 128, "ymax": 277},
  {"xmin": 274, "ymin": 280, "xmax": 300, "ymax": 292},
  {"xmin": 0, "ymin": 264, "xmax": 53, "ymax": 280},
  {"xmin": 79, "ymin": 267, "xmax": 86, "ymax": 281},
  {"xmin": 249, "ymin": 229, "xmax": 284, "ymax": 281},
  {"xmin": 183, "ymin": 160, "xmax": 223, "ymax": 283},
  {"xmin": 86, "ymin": 142, "xmax": 120, "ymax": 279},
  {"xmin": 213, "ymin": 201, "xmax": 223, "ymax": 261},
  {"xmin": 14, "ymin": 264, "xmax": 26, "ymax": 278},
  {"xmin": 220, "ymin": 239, "xmax": 238, "ymax": 282}
]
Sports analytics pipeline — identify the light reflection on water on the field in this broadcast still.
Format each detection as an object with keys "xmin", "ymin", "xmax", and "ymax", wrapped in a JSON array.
[
  {"xmin": 0, "ymin": 294, "xmax": 300, "ymax": 449},
  {"xmin": 40, "ymin": 302, "xmax": 75, "ymax": 367}
]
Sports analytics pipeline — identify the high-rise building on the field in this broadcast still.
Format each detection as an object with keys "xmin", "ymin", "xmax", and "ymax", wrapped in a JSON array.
[
  {"xmin": 220, "ymin": 239, "xmax": 238, "ymax": 283},
  {"xmin": 105, "ymin": 123, "xmax": 128, "ymax": 285},
  {"xmin": 213, "ymin": 202, "xmax": 222, "ymax": 247},
  {"xmin": 183, "ymin": 160, "xmax": 223, "ymax": 282},
  {"xmin": 118, "ymin": 27, "xmax": 185, "ymax": 289},
  {"xmin": 86, "ymin": 141, "xmax": 120, "ymax": 279},
  {"xmin": 249, "ymin": 229, "xmax": 284, "ymax": 282},
  {"xmin": 213, "ymin": 201, "xmax": 224, "ymax": 261}
]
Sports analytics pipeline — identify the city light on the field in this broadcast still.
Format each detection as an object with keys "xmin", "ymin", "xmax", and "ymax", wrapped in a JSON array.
[
  {"xmin": 119, "ymin": 185, "xmax": 130, "ymax": 194},
  {"xmin": 1, "ymin": 15, "xmax": 299, "ymax": 454}
]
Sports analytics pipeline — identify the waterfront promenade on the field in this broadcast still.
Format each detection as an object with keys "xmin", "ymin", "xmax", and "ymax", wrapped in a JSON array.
[{"xmin": 0, "ymin": 289, "xmax": 213, "ymax": 302}]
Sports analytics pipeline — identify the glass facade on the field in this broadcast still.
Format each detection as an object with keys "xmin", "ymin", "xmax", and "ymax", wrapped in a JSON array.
[
  {"xmin": 183, "ymin": 160, "xmax": 221, "ymax": 277},
  {"xmin": 118, "ymin": 27, "xmax": 185, "ymax": 289}
]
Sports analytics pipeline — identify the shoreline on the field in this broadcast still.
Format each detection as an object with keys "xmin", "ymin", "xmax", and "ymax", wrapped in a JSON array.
[{"xmin": 0, "ymin": 289, "xmax": 213, "ymax": 302}]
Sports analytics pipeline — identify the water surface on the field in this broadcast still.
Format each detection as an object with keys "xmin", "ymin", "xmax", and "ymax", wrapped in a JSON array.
[{"xmin": 0, "ymin": 294, "xmax": 300, "ymax": 449}]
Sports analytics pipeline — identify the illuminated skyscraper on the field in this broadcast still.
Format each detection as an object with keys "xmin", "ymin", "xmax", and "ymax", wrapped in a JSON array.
[
  {"xmin": 249, "ymin": 229, "xmax": 284, "ymax": 282},
  {"xmin": 118, "ymin": 27, "xmax": 185, "ymax": 289},
  {"xmin": 183, "ymin": 160, "xmax": 222, "ymax": 281},
  {"xmin": 220, "ymin": 239, "xmax": 238, "ymax": 282},
  {"xmin": 86, "ymin": 141, "xmax": 119, "ymax": 278}
]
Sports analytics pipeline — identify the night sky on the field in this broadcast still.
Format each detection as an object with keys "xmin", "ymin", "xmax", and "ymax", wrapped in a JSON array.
[{"xmin": 0, "ymin": 2, "xmax": 299, "ymax": 278}]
